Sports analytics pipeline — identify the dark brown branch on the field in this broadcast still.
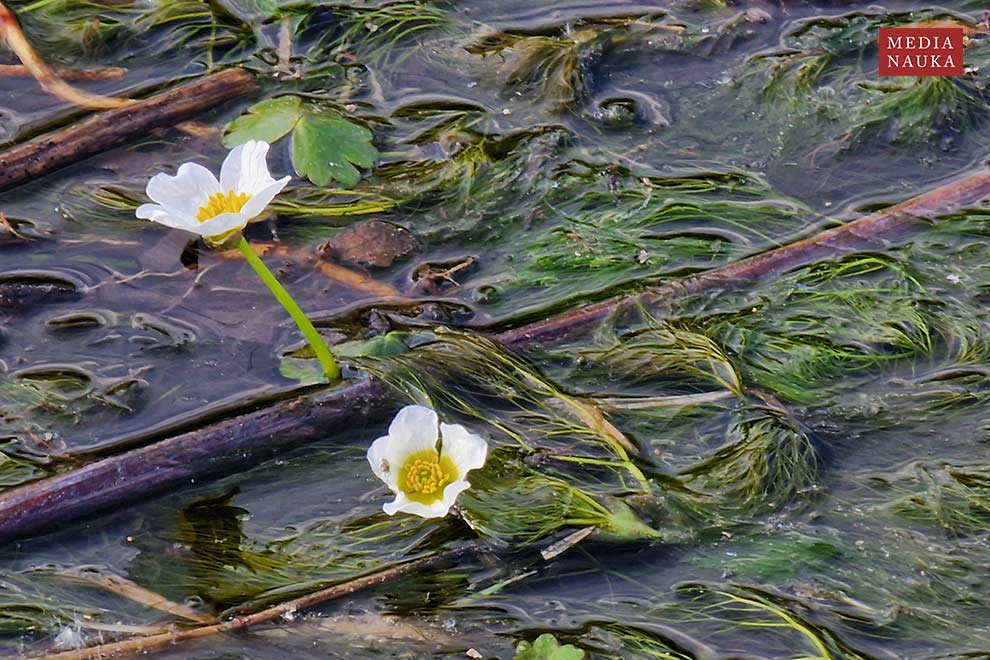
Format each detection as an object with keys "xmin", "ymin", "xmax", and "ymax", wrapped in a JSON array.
[
  {"xmin": 0, "ymin": 68, "xmax": 257, "ymax": 192},
  {"xmin": 0, "ymin": 379, "xmax": 391, "ymax": 545},
  {"xmin": 1, "ymin": 171, "xmax": 989, "ymax": 546}
]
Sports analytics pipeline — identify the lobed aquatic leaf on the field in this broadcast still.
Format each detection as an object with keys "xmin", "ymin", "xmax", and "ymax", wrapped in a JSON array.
[
  {"xmin": 223, "ymin": 96, "xmax": 303, "ymax": 147},
  {"xmin": 291, "ymin": 112, "xmax": 378, "ymax": 187},
  {"xmin": 515, "ymin": 633, "xmax": 585, "ymax": 660},
  {"xmin": 224, "ymin": 96, "xmax": 379, "ymax": 186}
]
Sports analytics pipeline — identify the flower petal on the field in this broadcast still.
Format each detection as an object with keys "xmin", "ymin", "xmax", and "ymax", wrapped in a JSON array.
[
  {"xmin": 440, "ymin": 423, "xmax": 488, "ymax": 479},
  {"xmin": 381, "ymin": 405, "xmax": 439, "ymax": 466},
  {"xmin": 220, "ymin": 140, "xmax": 279, "ymax": 195},
  {"xmin": 145, "ymin": 162, "xmax": 221, "ymax": 220},
  {"xmin": 239, "ymin": 176, "xmax": 291, "ymax": 222},
  {"xmin": 440, "ymin": 479, "xmax": 472, "ymax": 507},
  {"xmin": 195, "ymin": 211, "xmax": 250, "ymax": 239},
  {"xmin": 137, "ymin": 201, "xmax": 247, "ymax": 243},
  {"xmin": 367, "ymin": 434, "xmax": 399, "ymax": 490},
  {"xmin": 382, "ymin": 481, "xmax": 468, "ymax": 518},
  {"xmin": 135, "ymin": 203, "xmax": 195, "ymax": 231}
]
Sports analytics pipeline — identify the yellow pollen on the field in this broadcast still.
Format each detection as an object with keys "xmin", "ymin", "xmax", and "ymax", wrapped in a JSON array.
[
  {"xmin": 397, "ymin": 449, "xmax": 456, "ymax": 505},
  {"xmin": 196, "ymin": 190, "xmax": 250, "ymax": 222}
]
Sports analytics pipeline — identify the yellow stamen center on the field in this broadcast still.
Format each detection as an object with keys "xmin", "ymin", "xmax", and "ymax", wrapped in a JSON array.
[
  {"xmin": 397, "ymin": 449, "xmax": 456, "ymax": 505},
  {"xmin": 196, "ymin": 190, "xmax": 250, "ymax": 222}
]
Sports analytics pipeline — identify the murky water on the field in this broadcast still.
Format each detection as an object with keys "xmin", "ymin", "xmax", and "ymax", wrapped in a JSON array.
[{"xmin": 3, "ymin": 0, "xmax": 990, "ymax": 657}]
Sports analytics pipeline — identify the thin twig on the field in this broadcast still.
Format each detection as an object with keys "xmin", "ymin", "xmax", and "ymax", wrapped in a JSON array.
[
  {"xmin": 57, "ymin": 567, "xmax": 213, "ymax": 624},
  {"xmin": 276, "ymin": 15, "xmax": 294, "ymax": 75},
  {"xmin": 0, "ymin": 212, "xmax": 25, "ymax": 240},
  {"xmin": 595, "ymin": 391, "xmax": 736, "ymax": 410},
  {"xmin": 540, "ymin": 526, "xmax": 595, "ymax": 560},
  {"xmin": 41, "ymin": 547, "xmax": 474, "ymax": 659},
  {"xmin": 0, "ymin": 63, "xmax": 127, "ymax": 81},
  {"xmin": 0, "ymin": 2, "xmax": 132, "ymax": 108},
  {"xmin": 214, "ymin": 242, "xmax": 407, "ymax": 299}
]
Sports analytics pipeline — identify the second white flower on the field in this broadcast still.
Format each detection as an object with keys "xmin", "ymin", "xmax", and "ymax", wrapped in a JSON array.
[{"xmin": 367, "ymin": 405, "xmax": 487, "ymax": 519}]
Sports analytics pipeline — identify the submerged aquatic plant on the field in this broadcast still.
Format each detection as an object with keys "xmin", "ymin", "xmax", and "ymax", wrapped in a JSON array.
[
  {"xmin": 357, "ymin": 330, "xmax": 718, "ymax": 546},
  {"xmin": 588, "ymin": 315, "xmax": 742, "ymax": 395},
  {"xmin": 133, "ymin": 0, "xmax": 256, "ymax": 60},
  {"xmin": 333, "ymin": 1, "xmax": 452, "ymax": 63},
  {"xmin": 681, "ymin": 406, "xmax": 820, "ymax": 509},
  {"xmin": 678, "ymin": 582, "xmax": 876, "ymax": 658},
  {"xmin": 367, "ymin": 405, "xmax": 488, "ymax": 518},
  {"xmin": 468, "ymin": 29, "xmax": 602, "ymax": 111},
  {"xmin": 851, "ymin": 75, "xmax": 989, "ymax": 147},
  {"xmin": 733, "ymin": 10, "xmax": 990, "ymax": 153},
  {"xmin": 137, "ymin": 141, "xmax": 339, "ymax": 380},
  {"xmin": 866, "ymin": 462, "xmax": 990, "ymax": 535},
  {"xmin": 14, "ymin": 0, "xmax": 134, "ymax": 58}
]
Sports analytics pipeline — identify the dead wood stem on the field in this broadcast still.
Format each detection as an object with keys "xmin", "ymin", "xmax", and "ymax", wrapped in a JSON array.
[
  {"xmin": 41, "ymin": 547, "xmax": 473, "ymax": 659},
  {"xmin": 0, "ymin": 63, "xmax": 127, "ymax": 81}
]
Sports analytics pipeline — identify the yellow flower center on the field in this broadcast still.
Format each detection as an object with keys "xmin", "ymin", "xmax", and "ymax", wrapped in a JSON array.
[
  {"xmin": 397, "ymin": 449, "xmax": 457, "ymax": 505},
  {"xmin": 196, "ymin": 190, "xmax": 250, "ymax": 222}
]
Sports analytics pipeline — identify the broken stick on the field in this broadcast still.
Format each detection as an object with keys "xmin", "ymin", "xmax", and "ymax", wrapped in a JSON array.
[
  {"xmin": 0, "ymin": 67, "xmax": 258, "ymax": 192},
  {"xmin": 217, "ymin": 242, "xmax": 407, "ymax": 299}
]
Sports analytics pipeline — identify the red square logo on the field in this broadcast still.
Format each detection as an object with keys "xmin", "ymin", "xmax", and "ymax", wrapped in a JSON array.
[{"xmin": 879, "ymin": 27, "xmax": 964, "ymax": 76}]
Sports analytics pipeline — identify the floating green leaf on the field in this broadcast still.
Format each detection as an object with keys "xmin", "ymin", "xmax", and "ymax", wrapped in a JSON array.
[
  {"xmin": 515, "ymin": 633, "xmax": 585, "ymax": 660},
  {"xmin": 278, "ymin": 355, "xmax": 328, "ymax": 386},
  {"xmin": 291, "ymin": 113, "xmax": 378, "ymax": 187},
  {"xmin": 336, "ymin": 332, "xmax": 411, "ymax": 359},
  {"xmin": 224, "ymin": 96, "xmax": 378, "ymax": 187},
  {"xmin": 224, "ymin": 96, "xmax": 302, "ymax": 146}
]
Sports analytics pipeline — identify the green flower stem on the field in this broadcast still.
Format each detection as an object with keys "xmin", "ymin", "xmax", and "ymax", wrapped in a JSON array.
[{"xmin": 237, "ymin": 236, "xmax": 340, "ymax": 381}]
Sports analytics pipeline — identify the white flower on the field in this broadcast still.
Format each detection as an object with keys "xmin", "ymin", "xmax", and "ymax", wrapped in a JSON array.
[
  {"xmin": 136, "ymin": 140, "xmax": 290, "ymax": 246},
  {"xmin": 367, "ymin": 405, "xmax": 487, "ymax": 518}
]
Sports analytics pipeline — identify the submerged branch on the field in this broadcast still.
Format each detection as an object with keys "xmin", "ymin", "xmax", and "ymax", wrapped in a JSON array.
[
  {"xmin": 0, "ymin": 379, "xmax": 390, "ymax": 545},
  {"xmin": 57, "ymin": 567, "xmax": 213, "ymax": 624},
  {"xmin": 0, "ymin": 67, "xmax": 257, "ymax": 192},
  {"xmin": 496, "ymin": 170, "xmax": 990, "ymax": 346},
  {"xmin": 42, "ymin": 546, "xmax": 474, "ymax": 659},
  {"xmin": 0, "ymin": 171, "xmax": 989, "ymax": 545},
  {"xmin": 215, "ymin": 242, "xmax": 407, "ymax": 300}
]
